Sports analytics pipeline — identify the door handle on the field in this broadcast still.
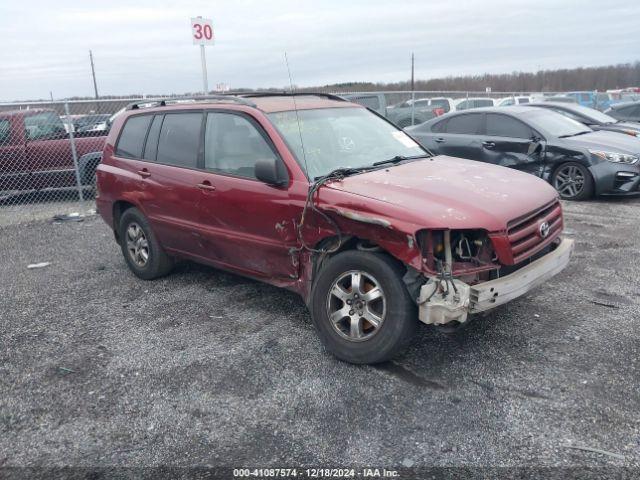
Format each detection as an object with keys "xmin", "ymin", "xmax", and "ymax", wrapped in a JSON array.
[
  {"xmin": 196, "ymin": 182, "xmax": 216, "ymax": 191},
  {"xmin": 482, "ymin": 141, "xmax": 496, "ymax": 149},
  {"xmin": 434, "ymin": 137, "xmax": 445, "ymax": 143},
  {"xmin": 137, "ymin": 169, "xmax": 151, "ymax": 178}
]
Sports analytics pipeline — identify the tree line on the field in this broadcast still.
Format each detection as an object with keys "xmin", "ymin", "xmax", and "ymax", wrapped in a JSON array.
[{"xmin": 316, "ymin": 62, "xmax": 640, "ymax": 93}]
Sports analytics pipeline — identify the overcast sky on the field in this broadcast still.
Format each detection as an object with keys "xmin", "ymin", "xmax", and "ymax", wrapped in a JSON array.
[{"xmin": 1, "ymin": 0, "xmax": 639, "ymax": 101}]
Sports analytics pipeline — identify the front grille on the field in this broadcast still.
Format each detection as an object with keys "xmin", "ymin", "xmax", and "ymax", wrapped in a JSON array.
[{"xmin": 507, "ymin": 200, "xmax": 562, "ymax": 264}]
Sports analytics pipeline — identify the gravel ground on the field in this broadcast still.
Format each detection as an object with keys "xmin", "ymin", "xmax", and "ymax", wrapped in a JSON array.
[{"xmin": 1, "ymin": 198, "xmax": 639, "ymax": 476}]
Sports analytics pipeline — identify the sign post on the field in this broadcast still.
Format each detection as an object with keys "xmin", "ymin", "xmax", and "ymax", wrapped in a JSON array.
[{"xmin": 191, "ymin": 17, "xmax": 215, "ymax": 94}]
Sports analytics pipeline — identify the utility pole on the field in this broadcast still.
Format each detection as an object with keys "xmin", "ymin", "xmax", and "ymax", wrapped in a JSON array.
[
  {"xmin": 410, "ymin": 53, "xmax": 416, "ymax": 126},
  {"xmin": 89, "ymin": 50, "xmax": 99, "ymax": 99},
  {"xmin": 89, "ymin": 50, "xmax": 100, "ymax": 112},
  {"xmin": 411, "ymin": 52, "xmax": 415, "ymax": 92}
]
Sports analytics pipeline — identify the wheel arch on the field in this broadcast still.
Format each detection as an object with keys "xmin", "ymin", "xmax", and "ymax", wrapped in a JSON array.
[{"xmin": 112, "ymin": 200, "xmax": 137, "ymax": 243}]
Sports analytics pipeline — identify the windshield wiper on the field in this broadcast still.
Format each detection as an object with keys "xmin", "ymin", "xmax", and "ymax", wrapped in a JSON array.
[
  {"xmin": 372, "ymin": 154, "xmax": 430, "ymax": 167},
  {"xmin": 558, "ymin": 131, "xmax": 591, "ymax": 138},
  {"xmin": 313, "ymin": 166, "xmax": 373, "ymax": 182}
]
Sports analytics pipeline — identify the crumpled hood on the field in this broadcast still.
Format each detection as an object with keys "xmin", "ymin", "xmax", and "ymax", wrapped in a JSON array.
[
  {"xmin": 562, "ymin": 130, "xmax": 640, "ymax": 155},
  {"xmin": 322, "ymin": 156, "xmax": 558, "ymax": 233}
]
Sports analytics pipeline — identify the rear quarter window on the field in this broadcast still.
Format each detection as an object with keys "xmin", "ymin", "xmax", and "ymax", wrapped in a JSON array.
[{"xmin": 115, "ymin": 115, "xmax": 153, "ymax": 159}]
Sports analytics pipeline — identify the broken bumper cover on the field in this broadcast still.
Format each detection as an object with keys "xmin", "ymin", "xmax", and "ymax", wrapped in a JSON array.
[{"xmin": 418, "ymin": 238, "xmax": 574, "ymax": 325}]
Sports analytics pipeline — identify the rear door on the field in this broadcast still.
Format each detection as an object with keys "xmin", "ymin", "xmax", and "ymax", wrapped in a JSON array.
[
  {"xmin": 432, "ymin": 113, "xmax": 485, "ymax": 161},
  {"xmin": 191, "ymin": 111, "xmax": 300, "ymax": 280},
  {"xmin": 135, "ymin": 112, "xmax": 206, "ymax": 253},
  {"xmin": 482, "ymin": 113, "xmax": 544, "ymax": 176}
]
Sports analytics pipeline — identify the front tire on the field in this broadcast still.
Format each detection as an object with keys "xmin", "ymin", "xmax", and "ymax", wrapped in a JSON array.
[
  {"xmin": 552, "ymin": 162, "xmax": 594, "ymax": 200},
  {"xmin": 118, "ymin": 207, "xmax": 173, "ymax": 280},
  {"xmin": 310, "ymin": 250, "xmax": 418, "ymax": 364}
]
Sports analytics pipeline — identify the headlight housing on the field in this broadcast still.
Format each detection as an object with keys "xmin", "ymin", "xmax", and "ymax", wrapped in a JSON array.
[{"xmin": 589, "ymin": 149, "xmax": 639, "ymax": 164}]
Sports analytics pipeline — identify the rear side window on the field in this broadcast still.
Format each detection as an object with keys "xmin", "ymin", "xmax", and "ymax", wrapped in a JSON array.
[
  {"xmin": 486, "ymin": 114, "xmax": 532, "ymax": 139},
  {"xmin": 0, "ymin": 119, "xmax": 10, "ymax": 145},
  {"xmin": 204, "ymin": 112, "xmax": 277, "ymax": 179},
  {"xmin": 156, "ymin": 113, "xmax": 202, "ymax": 168},
  {"xmin": 445, "ymin": 114, "xmax": 482, "ymax": 134},
  {"xmin": 142, "ymin": 115, "xmax": 163, "ymax": 161},
  {"xmin": 115, "ymin": 115, "xmax": 153, "ymax": 159}
]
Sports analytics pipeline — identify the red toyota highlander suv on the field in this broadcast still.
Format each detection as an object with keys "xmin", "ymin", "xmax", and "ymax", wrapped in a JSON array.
[{"xmin": 96, "ymin": 93, "xmax": 574, "ymax": 364}]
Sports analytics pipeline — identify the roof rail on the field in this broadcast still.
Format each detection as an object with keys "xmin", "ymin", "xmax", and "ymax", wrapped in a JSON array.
[
  {"xmin": 238, "ymin": 91, "xmax": 347, "ymax": 102},
  {"xmin": 125, "ymin": 95, "xmax": 256, "ymax": 111}
]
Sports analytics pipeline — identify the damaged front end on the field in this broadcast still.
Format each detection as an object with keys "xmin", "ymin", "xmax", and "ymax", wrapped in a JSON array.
[{"xmin": 414, "ymin": 202, "xmax": 574, "ymax": 325}]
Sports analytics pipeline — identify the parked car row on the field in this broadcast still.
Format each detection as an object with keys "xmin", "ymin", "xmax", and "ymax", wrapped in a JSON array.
[{"xmin": 407, "ymin": 103, "xmax": 640, "ymax": 200}]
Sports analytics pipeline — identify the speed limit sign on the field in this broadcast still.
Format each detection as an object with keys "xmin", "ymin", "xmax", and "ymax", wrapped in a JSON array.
[{"xmin": 191, "ymin": 17, "xmax": 215, "ymax": 45}]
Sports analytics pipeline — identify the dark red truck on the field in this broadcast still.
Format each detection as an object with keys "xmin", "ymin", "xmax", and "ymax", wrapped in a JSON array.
[
  {"xmin": 96, "ymin": 94, "xmax": 574, "ymax": 364},
  {"xmin": 0, "ymin": 109, "xmax": 105, "ymax": 197}
]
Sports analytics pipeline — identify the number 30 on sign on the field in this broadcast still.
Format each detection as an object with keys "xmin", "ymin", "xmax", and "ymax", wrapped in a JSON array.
[{"xmin": 191, "ymin": 17, "xmax": 215, "ymax": 45}]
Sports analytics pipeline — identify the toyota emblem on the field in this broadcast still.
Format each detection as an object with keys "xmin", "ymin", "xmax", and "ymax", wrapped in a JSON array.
[{"xmin": 539, "ymin": 221, "xmax": 550, "ymax": 238}]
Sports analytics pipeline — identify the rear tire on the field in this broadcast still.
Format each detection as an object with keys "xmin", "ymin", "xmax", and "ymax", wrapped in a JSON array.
[
  {"xmin": 118, "ymin": 207, "xmax": 173, "ymax": 280},
  {"xmin": 310, "ymin": 250, "xmax": 418, "ymax": 364},
  {"xmin": 552, "ymin": 162, "xmax": 594, "ymax": 201}
]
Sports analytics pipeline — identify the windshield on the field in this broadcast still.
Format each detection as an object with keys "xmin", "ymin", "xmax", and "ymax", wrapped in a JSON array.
[
  {"xmin": 564, "ymin": 104, "xmax": 618, "ymax": 124},
  {"xmin": 523, "ymin": 109, "xmax": 592, "ymax": 138},
  {"xmin": 268, "ymin": 107, "xmax": 426, "ymax": 179}
]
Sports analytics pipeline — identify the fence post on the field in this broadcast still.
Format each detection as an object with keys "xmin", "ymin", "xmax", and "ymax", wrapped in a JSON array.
[{"xmin": 64, "ymin": 102, "xmax": 85, "ymax": 202}]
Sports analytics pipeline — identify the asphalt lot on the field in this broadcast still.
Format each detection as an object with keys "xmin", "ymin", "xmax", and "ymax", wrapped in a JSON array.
[{"xmin": 1, "ymin": 197, "xmax": 639, "ymax": 474}]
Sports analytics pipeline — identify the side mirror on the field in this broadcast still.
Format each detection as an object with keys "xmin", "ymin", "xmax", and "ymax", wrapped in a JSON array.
[{"xmin": 255, "ymin": 157, "xmax": 288, "ymax": 187}]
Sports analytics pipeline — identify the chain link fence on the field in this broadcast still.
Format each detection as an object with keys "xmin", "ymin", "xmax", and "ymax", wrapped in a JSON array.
[{"xmin": 0, "ymin": 89, "xmax": 628, "ymax": 225}]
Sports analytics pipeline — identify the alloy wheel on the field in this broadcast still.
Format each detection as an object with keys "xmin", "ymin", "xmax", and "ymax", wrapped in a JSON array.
[
  {"xmin": 326, "ymin": 270, "xmax": 386, "ymax": 342},
  {"xmin": 554, "ymin": 165, "xmax": 585, "ymax": 198},
  {"xmin": 125, "ymin": 222, "xmax": 149, "ymax": 267}
]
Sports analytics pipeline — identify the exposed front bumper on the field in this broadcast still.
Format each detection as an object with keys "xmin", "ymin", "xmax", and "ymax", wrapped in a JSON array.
[{"xmin": 418, "ymin": 238, "xmax": 574, "ymax": 325}]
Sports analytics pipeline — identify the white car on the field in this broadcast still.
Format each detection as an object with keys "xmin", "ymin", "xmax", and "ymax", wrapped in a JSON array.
[
  {"xmin": 497, "ymin": 96, "xmax": 532, "ymax": 106},
  {"xmin": 392, "ymin": 97, "xmax": 456, "ymax": 114}
]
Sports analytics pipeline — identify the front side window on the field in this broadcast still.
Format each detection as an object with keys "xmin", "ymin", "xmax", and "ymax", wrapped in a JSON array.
[
  {"xmin": 115, "ymin": 115, "xmax": 153, "ymax": 159},
  {"xmin": 204, "ymin": 113, "xmax": 277, "ymax": 179},
  {"xmin": 445, "ymin": 114, "xmax": 483, "ymax": 135},
  {"xmin": 486, "ymin": 114, "xmax": 532, "ymax": 139},
  {"xmin": 24, "ymin": 111, "xmax": 67, "ymax": 141},
  {"xmin": 156, "ymin": 113, "xmax": 202, "ymax": 168},
  {"xmin": 269, "ymin": 107, "xmax": 425, "ymax": 179}
]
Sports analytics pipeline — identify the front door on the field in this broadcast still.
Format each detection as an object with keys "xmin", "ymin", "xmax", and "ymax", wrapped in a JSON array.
[
  {"xmin": 192, "ymin": 111, "xmax": 300, "ymax": 280},
  {"xmin": 481, "ymin": 113, "xmax": 546, "ymax": 177}
]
